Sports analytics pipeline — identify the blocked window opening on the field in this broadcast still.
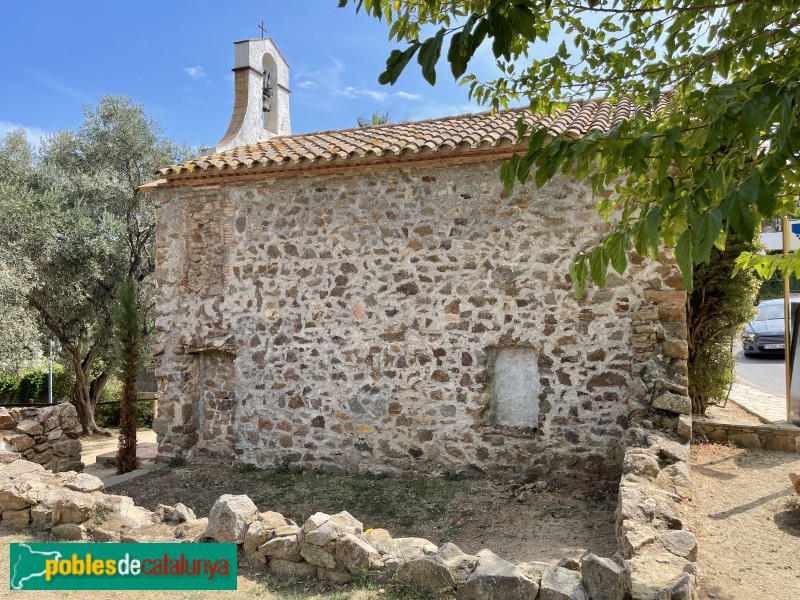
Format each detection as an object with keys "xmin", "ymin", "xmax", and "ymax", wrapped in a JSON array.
[{"xmin": 488, "ymin": 348, "xmax": 541, "ymax": 428}]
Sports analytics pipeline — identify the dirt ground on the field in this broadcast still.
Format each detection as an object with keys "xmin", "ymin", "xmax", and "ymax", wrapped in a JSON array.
[
  {"xmin": 704, "ymin": 401, "xmax": 763, "ymax": 424},
  {"xmin": 110, "ymin": 456, "xmax": 618, "ymax": 565},
  {"xmin": 686, "ymin": 443, "xmax": 800, "ymax": 600}
]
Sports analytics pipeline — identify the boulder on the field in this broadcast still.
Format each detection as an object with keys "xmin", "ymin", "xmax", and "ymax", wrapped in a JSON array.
[
  {"xmin": 64, "ymin": 473, "xmax": 104, "ymax": 494},
  {"xmin": 243, "ymin": 521, "xmax": 273, "ymax": 562},
  {"xmin": 53, "ymin": 438, "xmax": 82, "ymax": 458},
  {"xmin": 0, "ymin": 408, "xmax": 16, "ymax": 430},
  {"xmin": 0, "ymin": 458, "xmax": 45, "ymax": 478},
  {"xmin": 31, "ymin": 505, "xmax": 52, "ymax": 531},
  {"xmin": 0, "ymin": 482, "xmax": 39, "ymax": 511},
  {"xmin": 580, "ymin": 554, "xmax": 630, "ymax": 600},
  {"xmin": 656, "ymin": 463, "xmax": 693, "ymax": 499},
  {"xmin": 300, "ymin": 542, "xmax": 336, "ymax": 569},
  {"xmin": 267, "ymin": 558, "xmax": 317, "ymax": 580},
  {"xmin": 15, "ymin": 419, "xmax": 43, "ymax": 437},
  {"xmin": 652, "ymin": 393, "xmax": 691, "ymax": 415},
  {"xmin": 539, "ymin": 566, "xmax": 588, "ymax": 600},
  {"xmin": 154, "ymin": 503, "xmax": 195, "ymax": 523},
  {"xmin": 1, "ymin": 508, "xmax": 31, "ymax": 529},
  {"xmin": 336, "ymin": 533, "xmax": 383, "ymax": 573},
  {"xmin": 459, "ymin": 548, "xmax": 538, "ymax": 600},
  {"xmin": 51, "ymin": 490, "xmax": 96, "ymax": 524},
  {"xmin": 305, "ymin": 520, "xmax": 338, "ymax": 546},
  {"xmin": 661, "ymin": 530, "xmax": 698, "ymax": 561},
  {"xmin": 556, "ymin": 558, "xmax": 581, "ymax": 572},
  {"xmin": 260, "ymin": 535, "xmax": 301, "ymax": 562},
  {"xmin": 437, "ymin": 543, "xmax": 478, "ymax": 584},
  {"xmin": 620, "ymin": 522, "xmax": 657, "ymax": 559},
  {"xmin": 51, "ymin": 523, "xmax": 85, "ymax": 541},
  {"xmin": 302, "ymin": 511, "xmax": 331, "ymax": 533},
  {"xmin": 4, "ymin": 434, "xmax": 34, "ymax": 453},
  {"xmin": 790, "ymin": 471, "xmax": 800, "ymax": 495},
  {"xmin": 623, "ymin": 452, "xmax": 660, "ymax": 479},
  {"xmin": 203, "ymin": 494, "xmax": 258, "ymax": 543},
  {"xmin": 677, "ymin": 415, "xmax": 692, "ymax": 440},
  {"xmin": 327, "ymin": 510, "xmax": 363, "ymax": 535},
  {"xmin": 395, "ymin": 555, "xmax": 457, "ymax": 594},
  {"xmin": 648, "ymin": 435, "xmax": 690, "ymax": 464}
]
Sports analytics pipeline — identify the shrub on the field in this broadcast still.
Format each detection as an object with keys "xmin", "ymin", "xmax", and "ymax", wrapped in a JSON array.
[
  {"xmin": 688, "ymin": 233, "xmax": 760, "ymax": 414},
  {"xmin": 94, "ymin": 376, "xmax": 154, "ymax": 428},
  {"xmin": 0, "ymin": 362, "xmax": 72, "ymax": 404}
]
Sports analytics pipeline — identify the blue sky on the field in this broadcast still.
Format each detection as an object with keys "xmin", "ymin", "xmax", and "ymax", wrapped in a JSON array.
[{"xmin": 0, "ymin": 1, "xmax": 516, "ymax": 150}]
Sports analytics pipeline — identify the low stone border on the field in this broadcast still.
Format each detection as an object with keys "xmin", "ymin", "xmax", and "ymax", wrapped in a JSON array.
[
  {"xmin": 2, "ymin": 447, "xmax": 699, "ymax": 600},
  {"xmin": 0, "ymin": 403, "xmax": 83, "ymax": 472},
  {"xmin": 693, "ymin": 417, "xmax": 800, "ymax": 452}
]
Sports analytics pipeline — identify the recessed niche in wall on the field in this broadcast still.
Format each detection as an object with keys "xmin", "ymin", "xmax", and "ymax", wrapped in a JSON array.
[{"xmin": 487, "ymin": 347, "xmax": 541, "ymax": 428}]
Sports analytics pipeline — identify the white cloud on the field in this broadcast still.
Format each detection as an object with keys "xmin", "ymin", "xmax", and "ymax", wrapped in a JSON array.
[
  {"xmin": 395, "ymin": 91, "xmax": 423, "ymax": 101},
  {"xmin": 296, "ymin": 80, "xmax": 317, "ymax": 89},
  {"xmin": 183, "ymin": 66, "xmax": 207, "ymax": 80},
  {"xmin": 0, "ymin": 121, "xmax": 50, "ymax": 149},
  {"xmin": 337, "ymin": 86, "xmax": 388, "ymax": 102}
]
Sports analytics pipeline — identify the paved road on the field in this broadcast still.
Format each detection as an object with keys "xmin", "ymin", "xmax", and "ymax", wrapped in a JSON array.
[{"xmin": 734, "ymin": 345, "xmax": 786, "ymax": 397}]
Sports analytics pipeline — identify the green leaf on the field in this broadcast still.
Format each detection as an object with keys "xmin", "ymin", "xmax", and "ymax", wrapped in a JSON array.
[
  {"xmin": 569, "ymin": 253, "xmax": 589, "ymax": 299},
  {"xmin": 418, "ymin": 29, "xmax": 445, "ymax": 85},
  {"xmin": 500, "ymin": 154, "xmax": 520, "ymax": 196},
  {"xmin": 604, "ymin": 231, "xmax": 629, "ymax": 275},
  {"xmin": 720, "ymin": 187, "xmax": 757, "ymax": 240},
  {"xmin": 447, "ymin": 31, "xmax": 469, "ymax": 79},
  {"xmin": 675, "ymin": 230, "xmax": 693, "ymax": 293},
  {"xmin": 588, "ymin": 245, "xmax": 609, "ymax": 288},
  {"xmin": 690, "ymin": 208, "xmax": 722, "ymax": 264},
  {"xmin": 379, "ymin": 45, "xmax": 420, "ymax": 85}
]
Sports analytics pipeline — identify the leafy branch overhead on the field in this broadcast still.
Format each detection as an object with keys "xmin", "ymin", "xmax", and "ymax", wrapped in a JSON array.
[{"xmin": 340, "ymin": 0, "xmax": 800, "ymax": 296}]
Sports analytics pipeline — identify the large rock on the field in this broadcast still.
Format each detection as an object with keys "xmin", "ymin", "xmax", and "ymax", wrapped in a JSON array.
[
  {"xmin": 267, "ymin": 558, "xmax": 317, "ymax": 580},
  {"xmin": 64, "ymin": 473, "xmax": 104, "ymax": 494},
  {"xmin": 203, "ymin": 494, "xmax": 258, "ymax": 543},
  {"xmin": 15, "ymin": 419, "xmax": 43, "ymax": 437},
  {"xmin": 4, "ymin": 434, "xmax": 34, "ymax": 453},
  {"xmin": 53, "ymin": 438, "xmax": 82, "ymax": 457},
  {"xmin": 0, "ymin": 408, "xmax": 15, "ymax": 430},
  {"xmin": 539, "ymin": 566, "xmax": 588, "ymax": 600},
  {"xmin": 336, "ymin": 533, "xmax": 383, "ymax": 573},
  {"xmin": 0, "ymin": 458, "xmax": 45, "ymax": 478},
  {"xmin": 652, "ymin": 393, "xmax": 691, "ymax": 415},
  {"xmin": 656, "ymin": 463, "xmax": 693, "ymax": 499},
  {"xmin": 661, "ymin": 530, "xmax": 698, "ymax": 561},
  {"xmin": 623, "ymin": 452, "xmax": 660, "ymax": 479},
  {"xmin": 437, "ymin": 543, "xmax": 477, "ymax": 585},
  {"xmin": 300, "ymin": 542, "xmax": 336, "ymax": 569},
  {"xmin": 1, "ymin": 508, "xmax": 31, "ymax": 529},
  {"xmin": 243, "ymin": 521, "xmax": 273, "ymax": 562},
  {"xmin": 51, "ymin": 490, "xmax": 96, "ymax": 525},
  {"xmin": 261, "ymin": 534, "xmax": 302, "ymax": 562},
  {"xmin": 581, "ymin": 554, "xmax": 630, "ymax": 600},
  {"xmin": 51, "ymin": 523, "xmax": 85, "ymax": 541},
  {"xmin": 396, "ymin": 555, "xmax": 457, "ymax": 594},
  {"xmin": 0, "ymin": 481, "xmax": 40, "ymax": 510},
  {"xmin": 305, "ymin": 520, "xmax": 338, "ymax": 546},
  {"xmin": 790, "ymin": 470, "xmax": 800, "ymax": 495},
  {"xmin": 620, "ymin": 522, "xmax": 657, "ymax": 559},
  {"xmin": 459, "ymin": 548, "xmax": 537, "ymax": 600}
]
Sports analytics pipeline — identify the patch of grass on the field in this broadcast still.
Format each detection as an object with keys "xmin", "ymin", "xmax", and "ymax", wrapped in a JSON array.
[
  {"xmin": 168, "ymin": 455, "xmax": 187, "ymax": 468},
  {"xmin": 240, "ymin": 463, "xmax": 259, "ymax": 474},
  {"xmin": 782, "ymin": 495, "xmax": 800, "ymax": 510}
]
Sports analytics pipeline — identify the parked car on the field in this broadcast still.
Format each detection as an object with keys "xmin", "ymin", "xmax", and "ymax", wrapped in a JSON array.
[{"xmin": 742, "ymin": 298, "xmax": 800, "ymax": 356}]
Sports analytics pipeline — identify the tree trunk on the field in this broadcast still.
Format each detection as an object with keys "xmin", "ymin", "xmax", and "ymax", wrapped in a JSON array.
[
  {"xmin": 692, "ymin": 394, "xmax": 707, "ymax": 416},
  {"xmin": 69, "ymin": 351, "xmax": 110, "ymax": 436},
  {"xmin": 117, "ymin": 356, "xmax": 139, "ymax": 474}
]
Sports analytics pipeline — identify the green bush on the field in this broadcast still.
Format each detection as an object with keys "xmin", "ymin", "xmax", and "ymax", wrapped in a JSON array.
[
  {"xmin": 688, "ymin": 233, "xmax": 760, "ymax": 414},
  {"xmin": 0, "ymin": 362, "xmax": 73, "ymax": 404},
  {"xmin": 94, "ymin": 376, "xmax": 154, "ymax": 428}
]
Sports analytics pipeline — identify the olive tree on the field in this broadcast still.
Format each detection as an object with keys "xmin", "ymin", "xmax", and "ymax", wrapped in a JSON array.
[{"xmin": 0, "ymin": 96, "xmax": 188, "ymax": 433}]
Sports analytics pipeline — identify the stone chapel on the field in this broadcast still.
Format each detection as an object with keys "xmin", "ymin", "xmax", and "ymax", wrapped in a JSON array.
[{"xmin": 144, "ymin": 37, "xmax": 690, "ymax": 486}]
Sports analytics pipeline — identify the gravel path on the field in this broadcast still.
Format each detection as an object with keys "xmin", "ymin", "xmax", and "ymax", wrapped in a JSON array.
[{"xmin": 686, "ymin": 443, "xmax": 800, "ymax": 599}]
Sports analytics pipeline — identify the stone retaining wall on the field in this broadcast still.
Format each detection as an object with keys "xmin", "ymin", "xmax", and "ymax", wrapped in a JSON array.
[
  {"xmin": 0, "ymin": 403, "xmax": 83, "ymax": 472},
  {"xmin": 693, "ymin": 418, "xmax": 800, "ymax": 452},
  {"xmin": 1, "ymin": 450, "xmax": 686, "ymax": 599}
]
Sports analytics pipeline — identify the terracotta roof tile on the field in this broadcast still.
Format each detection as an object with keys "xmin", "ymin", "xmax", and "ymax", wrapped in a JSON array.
[{"xmin": 158, "ymin": 98, "xmax": 661, "ymax": 177}]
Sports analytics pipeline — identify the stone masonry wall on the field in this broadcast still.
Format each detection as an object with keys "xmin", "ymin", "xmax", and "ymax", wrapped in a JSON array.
[
  {"xmin": 151, "ymin": 160, "xmax": 685, "ymax": 485},
  {"xmin": 0, "ymin": 403, "xmax": 83, "ymax": 472}
]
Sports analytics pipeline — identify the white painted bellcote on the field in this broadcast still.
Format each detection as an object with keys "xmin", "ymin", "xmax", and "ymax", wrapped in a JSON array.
[{"xmin": 210, "ymin": 38, "xmax": 291, "ymax": 153}]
